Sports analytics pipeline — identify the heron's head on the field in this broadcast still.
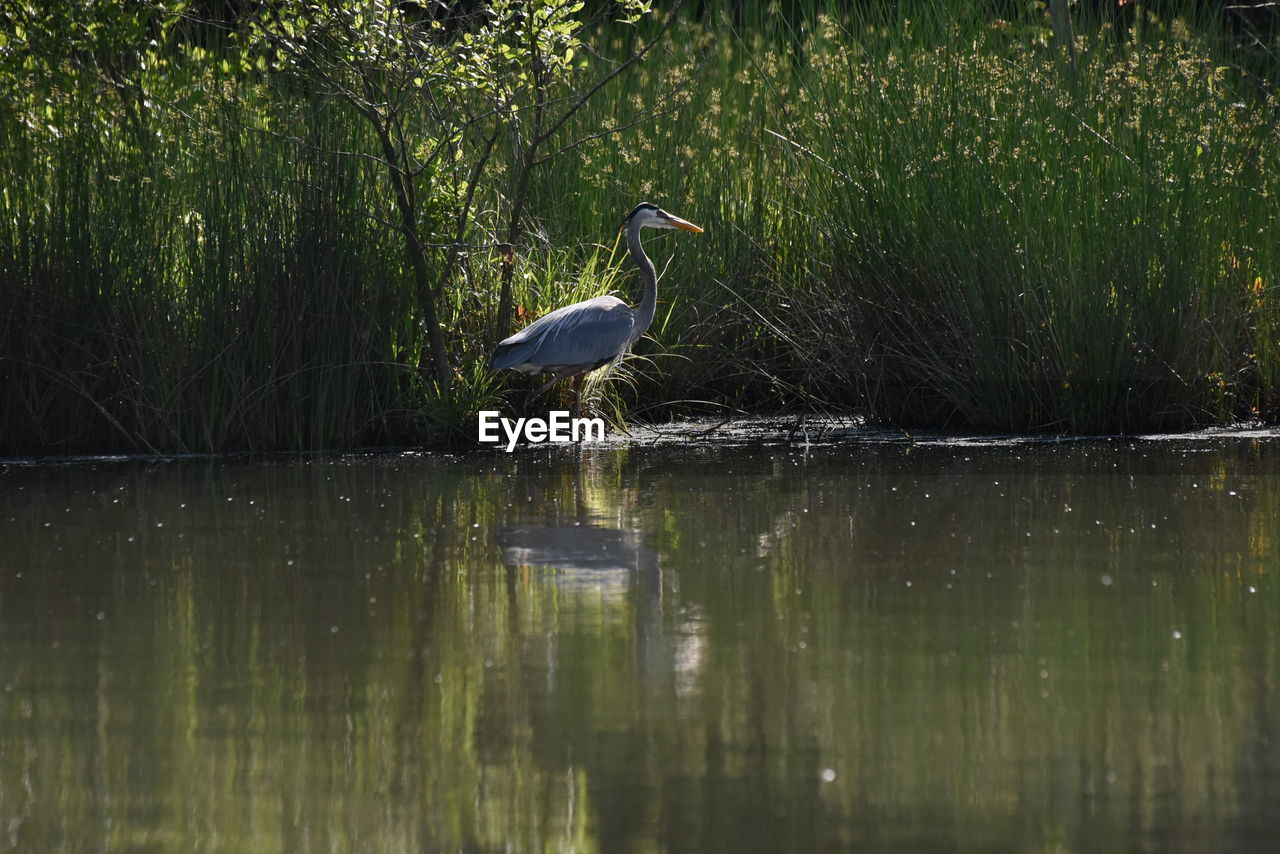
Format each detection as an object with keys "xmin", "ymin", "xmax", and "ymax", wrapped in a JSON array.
[{"xmin": 621, "ymin": 203, "xmax": 703, "ymax": 234}]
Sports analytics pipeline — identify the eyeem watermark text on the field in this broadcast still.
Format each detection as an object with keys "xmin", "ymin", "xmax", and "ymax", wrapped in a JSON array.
[{"xmin": 478, "ymin": 410, "xmax": 605, "ymax": 452}]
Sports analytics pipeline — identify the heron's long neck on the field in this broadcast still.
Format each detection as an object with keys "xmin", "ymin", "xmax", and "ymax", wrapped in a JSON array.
[{"xmin": 627, "ymin": 222, "xmax": 657, "ymax": 346}]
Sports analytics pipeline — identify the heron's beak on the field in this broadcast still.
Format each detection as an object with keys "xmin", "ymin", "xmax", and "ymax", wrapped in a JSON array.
[{"xmin": 665, "ymin": 213, "xmax": 704, "ymax": 233}]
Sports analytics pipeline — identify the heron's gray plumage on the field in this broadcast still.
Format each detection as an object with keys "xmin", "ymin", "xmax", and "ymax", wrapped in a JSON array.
[
  {"xmin": 490, "ymin": 295, "xmax": 634, "ymax": 374},
  {"xmin": 489, "ymin": 203, "xmax": 702, "ymax": 410}
]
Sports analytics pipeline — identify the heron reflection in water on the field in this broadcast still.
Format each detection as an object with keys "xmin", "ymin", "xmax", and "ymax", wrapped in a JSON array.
[
  {"xmin": 497, "ymin": 462, "xmax": 690, "ymax": 691},
  {"xmin": 499, "ymin": 521, "xmax": 672, "ymax": 685}
]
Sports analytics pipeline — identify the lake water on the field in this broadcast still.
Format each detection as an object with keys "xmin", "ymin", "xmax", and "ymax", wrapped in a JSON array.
[{"xmin": 2, "ymin": 432, "xmax": 1278, "ymax": 852}]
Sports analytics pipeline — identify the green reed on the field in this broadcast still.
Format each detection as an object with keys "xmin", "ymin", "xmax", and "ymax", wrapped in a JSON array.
[
  {"xmin": 2, "ymin": 2, "xmax": 1277, "ymax": 452},
  {"xmin": 785, "ymin": 5, "xmax": 1280, "ymax": 431},
  {"xmin": 532, "ymin": 1, "xmax": 1279, "ymax": 432},
  {"xmin": 0, "ymin": 67, "xmax": 501, "ymax": 452}
]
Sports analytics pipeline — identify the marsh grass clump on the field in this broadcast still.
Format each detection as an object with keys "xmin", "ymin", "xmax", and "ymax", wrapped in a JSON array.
[
  {"xmin": 752, "ymin": 9, "xmax": 1280, "ymax": 432},
  {"xmin": 531, "ymin": 4, "xmax": 1279, "ymax": 433},
  {"xmin": 0, "ymin": 71, "xmax": 504, "ymax": 452}
]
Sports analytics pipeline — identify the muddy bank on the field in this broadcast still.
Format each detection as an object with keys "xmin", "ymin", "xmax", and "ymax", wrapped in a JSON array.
[{"xmin": 604, "ymin": 416, "xmax": 1280, "ymax": 449}]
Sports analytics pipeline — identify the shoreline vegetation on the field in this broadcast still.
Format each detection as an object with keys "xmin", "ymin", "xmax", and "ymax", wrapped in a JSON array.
[{"xmin": 2, "ymin": 1, "xmax": 1278, "ymax": 453}]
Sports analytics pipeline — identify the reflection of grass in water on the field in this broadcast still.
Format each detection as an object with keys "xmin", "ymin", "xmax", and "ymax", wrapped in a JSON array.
[
  {"xmin": 0, "ymin": 445, "xmax": 1277, "ymax": 849},
  {"xmin": 653, "ymin": 444, "xmax": 1280, "ymax": 849}
]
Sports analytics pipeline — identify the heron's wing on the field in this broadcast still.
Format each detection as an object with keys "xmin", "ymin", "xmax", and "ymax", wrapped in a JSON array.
[{"xmin": 491, "ymin": 296, "xmax": 634, "ymax": 373}]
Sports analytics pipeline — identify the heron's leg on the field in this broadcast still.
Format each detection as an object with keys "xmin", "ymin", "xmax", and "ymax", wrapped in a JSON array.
[
  {"xmin": 570, "ymin": 374, "xmax": 585, "ymax": 421},
  {"xmin": 525, "ymin": 370, "xmax": 571, "ymax": 411}
]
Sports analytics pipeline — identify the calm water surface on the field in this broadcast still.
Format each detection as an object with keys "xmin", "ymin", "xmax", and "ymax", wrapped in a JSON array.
[{"xmin": 1, "ymin": 437, "xmax": 1278, "ymax": 852}]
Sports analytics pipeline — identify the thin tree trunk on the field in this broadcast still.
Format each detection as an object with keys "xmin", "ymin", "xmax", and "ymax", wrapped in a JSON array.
[
  {"xmin": 494, "ymin": 157, "xmax": 534, "ymax": 343},
  {"xmin": 1050, "ymin": 0, "xmax": 1078, "ymax": 79},
  {"xmin": 375, "ymin": 124, "xmax": 451, "ymax": 399}
]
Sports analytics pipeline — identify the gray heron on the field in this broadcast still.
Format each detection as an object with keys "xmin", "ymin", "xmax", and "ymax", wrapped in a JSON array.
[{"xmin": 490, "ymin": 203, "xmax": 703, "ymax": 414}]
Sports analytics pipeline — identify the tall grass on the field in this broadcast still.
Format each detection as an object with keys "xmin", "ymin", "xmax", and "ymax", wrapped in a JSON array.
[
  {"xmin": 2, "ymin": 1, "xmax": 1278, "ymax": 452},
  {"xmin": 0, "ymin": 68, "xmax": 504, "ymax": 452},
  {"xmin": 783, "ymin": 7, "xmax": 1280, "ymax": 431},
  {"xmin": 532, "ymin": 2, "xmax": 1280, "ymax": 432}
]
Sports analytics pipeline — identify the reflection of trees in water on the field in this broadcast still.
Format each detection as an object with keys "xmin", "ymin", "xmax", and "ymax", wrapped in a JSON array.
[{"xmin": 0, "ymin": 442, "xmax": 1278, "ymax": 851}]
